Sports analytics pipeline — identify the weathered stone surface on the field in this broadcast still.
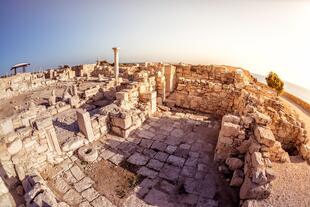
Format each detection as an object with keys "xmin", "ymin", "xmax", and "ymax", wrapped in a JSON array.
[
  {"xmin": 222, "ymin": 114, "xmax": 240, "ymax": 125},
  {"xmin": 81, "ymin": 187, "xmax": 100, "ymax": 202},
  {"xmin": 159, "ymin": 164, "xmax": 181, "ymax": 181},
  {"xmin": 220, "ymin": 122, "xmax": 240, "ymax": 137},
  {"xmin": 70, "ymin": 165, "xmax": 85, "ymax": 181},
  {"xmin": 79, "ymin": 201, "xmax": 92, "ymax": 207},
  {"xmin": 230, "ymin": 169, "xmax": 244, "ymax": 187},
  {"xmin": 144, "ymin": 189, "xmax": 174, "ymax": 207},
  {"xmin": 251, "ymin": 152, "xmax": 264, "ymax": 168},
  {"xmin": 254, "ymin": 126, "xmax": 275, "ymax": 147},
  {"xmin": 62, "ymin": 137, "xmax": 84, "ymax": 152},
  {"xmin": 123, "ymin": 194, "xmax": 152, "ymax": 207},
  {"xmin": 253, "ymin": 111, "xmax": 271, "ymax": 125},
  {"xmin": 225, "ymin": 157, "xmax": 243, "ymax": 170},
  {"xmin": 0, "ymin": 178, "xmax": 9, "ymax": 195},
  {"xmin": 76, "ymin": 109, "xmax": 94, "ymax": 142},
  {"xmin": 147, "ymin": 159, "xmax": 164, "ymax": 171},
  {"xmin": 167, "ymin": 155, "xmax": 185, "ymax": 167},
  {"xmin": 109, "ymin": 153, "xmax": 125, "ymax": 165},
  {"xmin": 165, "ymin": 145, "xmax": 177, "ymax": 154},
  {"xmin": 154, "ymin": 152, "xmax": 169, "ymax": 162},
  {"xmin": 91, "ymin": 196, "xmax": 115, "ymax": 207},
  {"xmin": 137, "ymin": 167, "xmax": 158, "ymax": 179},
  {"xmin": 0, "ymin": 118, "xmax": 14, "ymax": 135},
  {"xmin": 74, "ymin": 177, "xmax": 94, "ymax": 192},
  {"xmin": 127, "ymin": 153, "xmax": 149, "ymax": 166},
  {"xmin": 7, "ymin": 139, "xmax": 22, "ymax": 155},
  {"xmin": 252, "ymin": 168, "xmax": 268, "ymax": 185},
  {"xmin": 63, "ymin": 189, "xmax": 83, "ymax": 205},
  {"xmin": 196, "ymin": 197, "xmax": 218, "ymax": 207},
  {"xmin": 54, "ymin": 177, "xmax": 70, "ymax": 194},
  {"xmin": 239, "ymin": 176, "xmax": 271, "ymax": 200}
]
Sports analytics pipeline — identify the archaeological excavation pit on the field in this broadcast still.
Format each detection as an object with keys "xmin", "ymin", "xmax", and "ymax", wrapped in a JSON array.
[{"xmin": 0, "ymin": 50, "xmax": 309, "ymax": 207}]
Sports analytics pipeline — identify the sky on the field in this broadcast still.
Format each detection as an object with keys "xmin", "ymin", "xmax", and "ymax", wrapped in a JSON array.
[{"xmin": 1, "ymin": 0, "xmax": 310, "ymax": 90}]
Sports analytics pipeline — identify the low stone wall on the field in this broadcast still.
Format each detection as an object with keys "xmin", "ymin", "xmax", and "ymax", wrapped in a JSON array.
[
  {"xmin": 175, "ymin": 77, "xmax": 239, "ymax": 115},
  {"xmin": 282, "ymin": 91, "xmax": 310, "ymax": 114},
  {"xmin": 215, "ymin": 114, "xmax": 284, "ymax": 203},
  {"xmin": 0, "ymin": 73, "xmax": 56, "ymax": 100}
]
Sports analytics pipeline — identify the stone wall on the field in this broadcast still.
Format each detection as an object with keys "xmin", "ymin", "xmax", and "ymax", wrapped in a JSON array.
[{"xmin": 0, "ymin": 73, "xmax": 56, "ymax": 100}]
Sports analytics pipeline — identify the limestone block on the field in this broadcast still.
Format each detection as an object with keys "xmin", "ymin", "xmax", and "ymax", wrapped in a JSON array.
[
  {"xmin": 69, "ymin": 96, "xmax": 80, "ymax": 108},
  {"xmin": 251, "ymin": 152, "xmax": 264, "ymax": 168},
  {"xmin": 254, "ymin": 126, "xmax": 276, "ymax": 147},
  {"xmin": 252, "ymin": 167, "xmax": 268, "ymax": 185},
  {"xmin": 230, "ymin": 169, "xmax": 244, "ymax": 187},
  {"xmin": 111, "ymin": 116, "xmax": 132, "ymax": 129},
  {"xmin": 62, "ymin": 136, "xmax": 85, "ymax": 152},
  {"xmin": 35, "ymin": 118, "xmax": 52, "ymax": 130},
  {"xmin": 0, "ymin": 177, "xmax": 9, "ymax": 196},
  {"xmin": 239, "ymin": 176, "xmax": 271, "ymax": 200},
  {"xmin": 46, "ymin": 127, "xmax": 62, "ymax": 155},
  {"xmin": 220, "ymin": 122, "xmax": 241, "ymax": 137},
  {"xmin": 253, "ymin": 111, "xmax": 271, "ymax": 125},
  {"xmin": 76, "ymin": 109, "xmax": 94, "ymax": 142},
  {"xmin": 7, "ymin": 139, "xmax": 22, "ymax": 155},
  {"xmin": 222, "ymin": 115, "xmax": 240, "ymax": 125},
  {"xmin": 0, "ymin": 118, "xmax": 14, "ymax": 136},
  {"xmin": 225, "ymin": 157, "xmax": 243, "ymax": 170}
]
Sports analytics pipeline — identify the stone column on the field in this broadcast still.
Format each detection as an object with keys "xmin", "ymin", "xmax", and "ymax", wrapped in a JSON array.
[
  {"xmin": 112, "ymin": 47, "xmax": 120, "ymax": 84},
  {"xmin": 76, "ymin": 109, "xmax": 94, "ymax": 142}
]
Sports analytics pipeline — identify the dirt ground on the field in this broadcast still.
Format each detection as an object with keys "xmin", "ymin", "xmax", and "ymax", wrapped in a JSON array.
[
  {"xmin": 84, "ymin": 160, "xmax": 142, "ymax": 207},
  {"xmin": 257, "ymin": 156, "xmax": 310, "ymax": 207}
]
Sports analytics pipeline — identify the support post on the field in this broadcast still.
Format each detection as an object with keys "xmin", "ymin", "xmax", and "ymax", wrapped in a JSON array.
[{"xmin": 112, "ymin": 47, "xmax": 120, "ymax": 84}]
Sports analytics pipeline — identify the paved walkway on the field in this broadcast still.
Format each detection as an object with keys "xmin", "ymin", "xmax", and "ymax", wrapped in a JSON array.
[{"xmin": 41, "ymin": 110, "xmax": 239, "ymax": 207}]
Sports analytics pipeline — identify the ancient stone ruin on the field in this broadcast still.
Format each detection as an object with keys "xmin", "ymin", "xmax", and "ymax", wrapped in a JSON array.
[{"xmin": 0, "ymin": 48, "xmax": 308, "ymax": 207}]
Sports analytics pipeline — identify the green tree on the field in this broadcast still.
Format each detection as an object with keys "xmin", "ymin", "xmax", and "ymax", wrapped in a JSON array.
[{"xmin": 265, "ymin": 71, "xmax": 284, "ymax": 95}]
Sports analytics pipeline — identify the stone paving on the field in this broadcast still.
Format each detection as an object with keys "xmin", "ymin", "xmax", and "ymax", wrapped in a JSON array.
[{"xmin": 41, "ymin": 110, "xmax": 238, "ymax": 207}]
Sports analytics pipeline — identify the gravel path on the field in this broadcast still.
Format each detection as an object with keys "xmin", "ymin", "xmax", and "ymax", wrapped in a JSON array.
[{"xmin": 256, "ymin": 97, "xmax": 310, "ymax": 207}]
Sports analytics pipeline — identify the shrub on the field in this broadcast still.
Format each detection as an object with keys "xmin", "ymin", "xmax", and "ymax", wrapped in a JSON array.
[{"xmin": 265, "ymin": 71, "xmax": 284, "ymax": 95}]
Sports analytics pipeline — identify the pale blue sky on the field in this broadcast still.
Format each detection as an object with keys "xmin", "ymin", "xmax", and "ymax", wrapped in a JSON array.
[{"xmin": 1, "ymin": 0, "xmax": 310, "ymax": 89}]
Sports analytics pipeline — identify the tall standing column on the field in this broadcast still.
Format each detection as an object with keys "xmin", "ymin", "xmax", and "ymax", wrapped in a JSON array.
[{"xmin": 112, "ymin": 47, "xmax": 120, "ymax": 84}]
